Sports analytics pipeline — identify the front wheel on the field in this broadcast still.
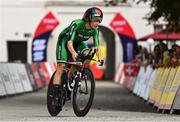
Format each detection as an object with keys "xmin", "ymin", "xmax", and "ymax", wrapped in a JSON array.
[
  {"xmin": 72, "ymin": 68, "xmax": 95, "ymax": 117},
  {"xmin": 47, "ymin": 71, "xmax": 61, "ymax": 116}
]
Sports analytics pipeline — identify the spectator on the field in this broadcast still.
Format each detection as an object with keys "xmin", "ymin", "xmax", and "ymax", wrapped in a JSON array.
[
  {"xmin": 171, "ymin": 44, "xmax": 180, "ymax": 66},
  {"xmin": 140, "ymin": 47, "xmax": 149, "ymax": 65},
  {"xmin": 134, "ymin": 45, "xmax": 142, "ymax": 64},
  {"xmin": 152, "ymin": 45, "xmax": 161, "ymax": 67}
]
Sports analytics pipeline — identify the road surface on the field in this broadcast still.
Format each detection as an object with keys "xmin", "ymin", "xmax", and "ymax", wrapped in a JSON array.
[{"xmin": 0, "ymin": 81, "xmax": 179, "ymax": 121}]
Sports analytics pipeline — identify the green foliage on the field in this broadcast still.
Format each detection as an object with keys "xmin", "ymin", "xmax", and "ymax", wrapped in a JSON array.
[{"xmin": 138, "ymin": 0, "xmax": 180, "ymax": 31}]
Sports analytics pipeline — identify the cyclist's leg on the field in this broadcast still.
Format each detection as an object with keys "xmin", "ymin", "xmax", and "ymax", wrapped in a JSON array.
[
  {"xmin": 76, "ymin": 42, "xmax": 91, "ymax": 67},
  {"xmin": 54, "ymin": 37, "xmax": 68, "ymax": 84},
  {"xmin": 53, "ymin": 37, "xmax": 68, "ymax": 106}
]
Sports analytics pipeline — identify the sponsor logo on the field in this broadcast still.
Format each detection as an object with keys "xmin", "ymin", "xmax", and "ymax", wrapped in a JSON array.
[
  {"xmin": 43, "ymin": 18, "xmax": 57, "ymax": 24},
  {"xmin": 33, "ymin": 39, "xmax": 46, "ymax": 61},
  {"xmin": 58, "ymin": 46, "xmax": 61, "ymax": 59},
  {"xmin": 94, "ymin": 13, "xmax": 100, "ymax": 17},
  {"xmin": 112, "ymin": 20, "xmax": 126, "ymax": 26},
  {"xmin": 95, "ymin": 9, "xmax": 101, "ymax": 16},
  {"xmin": 78, "ymin": 33, "xmax": 91, "ymax": 39}
]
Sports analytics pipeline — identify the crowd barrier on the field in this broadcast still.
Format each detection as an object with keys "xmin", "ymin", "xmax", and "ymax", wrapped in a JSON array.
[
  {"xmin": 1, "ymin": 61, "xmax": 179, "ymax": 114},
  {"xmin": 0, "ymin": 62, "xmax": 104, "ymax": 98},
  {"xmin": 0, "ymin": 62, "xmax": 56, "ymax": 97},
  {"xmin": 115, "ymin": 63, "xmax": 180, "ymax": 114}
]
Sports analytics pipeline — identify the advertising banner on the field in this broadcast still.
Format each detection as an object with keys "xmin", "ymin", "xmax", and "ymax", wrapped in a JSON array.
[
  {"xmin": 35, "ymin": 63, "xmax": 46, "ymax": 86},
  {"xmin": 144, "ymin": 69, "xmax": 156, "ymax": 101},
  {"xmin": 30, "ymin": 64, "xmax": 43, "ymax": 89},
  {"xmin": 25, "ymin": 64, "xmax": 38, "ymax": 91},
  {"xmin": 139, "ymin": 66, "xmax": 153, "ymax": 99},
  {"xmin": 7, "ymin": 63, "xmax": 24, "ymax": 94},
  {"xmin": 154, "ymin": 68, "xmax": 170, "ymax": 107},
  {"xmin": 172, "ymin": 86, "xmax": 180, "ymax": 110},
  {"xmin": 45, "ymin": 62, "xmax": 54, "ymax": 78},
  {"xmin": 110, "ymin": 13, "xmax": 136, "ymax": 62},
  {"xmin": 148, "ymin": 67, "xmax": 164, "ymax": 104},
  {"xmin": 121, "ymin": 63, "xmax": 139, "ymax": 91},
  {"xmin": 0, "ymin": 64, "xmax": 16, "ymax": 95},
  {"xmin": 158, "ymin": 67, "xmax": 177, "ymax": 109},
  {"xmin": 0, "ymin": 64, "xmax": 7, "ymax": 96},
  {"xmin": 164, "ymin": 66, "xmax": 180, "ymax": 110},
  {"xmin": 32, "ymin": 12, "xmax": 59, "ymax": 62},
  {"xmin": 137, "ymin": 67, "xmax": 147, "ymax": 97},
  {"xmin": 17, "ymin": 64, "xmax": 33, "ymax": 92},
  {"xmin": 40, "ymin": 62, "xmax": 50, "ymax": 85},
  {"xmin": 114, "ymin": 63, "xmax": 124, "ymax": 83},
  {"xmin": 133, "ymin": 67, "xmax": 145, "ymax": 95}
]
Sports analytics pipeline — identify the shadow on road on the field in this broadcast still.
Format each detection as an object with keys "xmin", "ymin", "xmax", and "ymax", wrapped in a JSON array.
[{"xmin": 92, "ymin": 81, "xmax": 156, "ymax": 113}]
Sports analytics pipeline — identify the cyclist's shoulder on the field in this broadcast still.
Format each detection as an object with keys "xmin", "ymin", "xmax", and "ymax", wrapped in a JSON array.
[{"xmin": 71, "ymin": 19, "xmax": 85, "ymax": 27}]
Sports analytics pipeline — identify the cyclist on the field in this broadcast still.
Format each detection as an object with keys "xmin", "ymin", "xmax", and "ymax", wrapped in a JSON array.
[{"xmin": 53, "ymin": 7, "xmax": 104, "ymax": 108}]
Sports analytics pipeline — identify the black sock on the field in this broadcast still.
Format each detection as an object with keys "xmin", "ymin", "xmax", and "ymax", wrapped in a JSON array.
[{"xmin": 53, "ymin": 84, "xmax": 62, "ymax": 95}]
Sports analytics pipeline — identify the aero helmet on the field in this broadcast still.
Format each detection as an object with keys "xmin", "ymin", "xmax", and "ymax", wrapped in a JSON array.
[{"xmin": 82, "ymin": 7, "xmax": 103, "ymax": 23}]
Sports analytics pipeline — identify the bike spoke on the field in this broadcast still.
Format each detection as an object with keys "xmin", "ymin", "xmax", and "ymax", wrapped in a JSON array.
[{"xmin": 75, "ymin": 78, "xmax": 91, "ymax": 110}]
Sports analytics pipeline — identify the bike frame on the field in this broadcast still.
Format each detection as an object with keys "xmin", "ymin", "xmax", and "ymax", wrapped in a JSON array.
[
  {"xmin": 63, "ymin": 49, "xmax": 99, "ymax": 92},
  {"xmin": 47, "ymin": 48, "xmax": 103, "ymax": 117}
]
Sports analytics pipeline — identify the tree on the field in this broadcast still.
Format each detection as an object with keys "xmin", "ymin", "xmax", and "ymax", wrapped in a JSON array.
[{"xmin": 138, "ymin": 0, "xmax": 180, "ymax": 32}]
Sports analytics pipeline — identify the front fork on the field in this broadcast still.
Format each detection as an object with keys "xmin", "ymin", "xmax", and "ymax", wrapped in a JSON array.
[{"xmin": 78, "ymin": 70, "xmax": 89, "ymax": 94}]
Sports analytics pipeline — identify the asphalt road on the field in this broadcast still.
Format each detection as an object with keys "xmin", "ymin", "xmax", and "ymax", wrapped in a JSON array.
[{"xmin": 0, "ymin": 81, "xmax": 179, "ymax": 122}]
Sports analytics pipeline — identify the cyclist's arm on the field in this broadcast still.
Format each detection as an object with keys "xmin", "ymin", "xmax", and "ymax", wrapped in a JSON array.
[
  {"xmin": 93, "ymin": 30, "xmax": 102, "ymax": 61},
  {"xmin": 67, "ymin": 23, "xmax": 78, "ymax": 56},
  {"xmin": 96, "ymin": 46, "xmax": 102, "ymax": 61},
  {"xmin": 67, "ymin": 41, "xmax": 76, "ymax": 56}
]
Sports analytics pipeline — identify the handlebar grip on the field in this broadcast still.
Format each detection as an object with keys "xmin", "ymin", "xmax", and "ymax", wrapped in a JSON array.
[
  {"xmin": 75, "ymin": 54, "xmax": 81, "ymax": 61},
  {"xmin": 99, "ymin": 60, "xmax": 104, "ymax": 66}
]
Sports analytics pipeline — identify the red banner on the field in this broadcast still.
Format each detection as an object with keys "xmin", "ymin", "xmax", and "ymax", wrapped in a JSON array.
[
  {"xmin": 110, "ymin": 13, "xmax": 136, "ymax": 39},
  {"xmin": 33, "ymin": 12, "xmax": 59, "ymax": 39},
  {"xmin": 31, "ymin": 64, "xmax": 43, "ymax": 89},
  {"xmin": 123, "ymin": 63, "xmax": 139, "ymax": 76},
  {"xmin": 32, "ymin": 12, "xmax": 59, "ymax": 62},
  {"xmin": 40, "ymin": 62, "xmax": 50, "ymax": 85}
]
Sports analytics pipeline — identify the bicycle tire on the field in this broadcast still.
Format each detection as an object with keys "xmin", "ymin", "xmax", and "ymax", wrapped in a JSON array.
[
  {"xmin": 47, "ymin": 71, "xmax": 61, "ymax": 116},
  {"xmin": 72, "ymin": 68, "xmax": 95, "ymax": 117}
]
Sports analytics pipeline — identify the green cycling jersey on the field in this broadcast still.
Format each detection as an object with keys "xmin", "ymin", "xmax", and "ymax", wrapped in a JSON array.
[{"xmin": 56, "ymin": 19, "xmax": 100, "ymax": 63}]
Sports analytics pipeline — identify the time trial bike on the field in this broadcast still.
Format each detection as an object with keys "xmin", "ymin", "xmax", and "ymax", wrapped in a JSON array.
[{"xmin": 47, "ymin": 48, "xmax": 103, "ymax": 117}]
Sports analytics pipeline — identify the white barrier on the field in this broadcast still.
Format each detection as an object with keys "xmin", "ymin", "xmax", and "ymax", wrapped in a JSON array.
[
  {"xmin": 137, "ymin": 67, "xmax": 146, "ymax": 96},
  {"xmin": 114, "ymin": 63, "xmax": 124, "ymax": 83},
  {"xmin": 16, "ymin": 64, "xmax": 33, "ymax": 92},
  {"xmin": 133, "ymin": 67, "xmax": 145, "ymax": 95},
  {"xmin": 0, "ymin": 62, "xmax": 54, "ymax": 97},
  {"xmin": 36, "ymin": 63, "xmax": 46, "ymax": 87},
  {"xmin": 40, "ymin": 62, "xmax": 50, "ymax": 85},
  {"xmin": 7, "ymin": 63, "xmax": 24, "ymax": 94},
  {"xmin": 172, "ymin": 86, "xmax": 180, "ymax": 111},
  {"xmin": 143, "ymin": 69, "xmax": 156, "ymax": 100},
  {"xmin": 115, "ymin": 63, "xmax": 180, "ymax": 114},
  {"xmin": 140, "ymin": 66, "xmax": 154, "ymax": 100},
  {"xmin": 139, "ymin": 66, "xmax": 153, "ymax": 98},
  {"xmin": 0, "ymin": 66, "xmax": 7, "ymax": 96},
  {"xmin": 0, "ymin": 64, "xmax": 16, "ymax": 95},
  {"xmin": 45, "ymin": 62, "xmax": 54, "ymax": 78},
  {"xmin": 25, "ymin": 64, "xmax": 37, "ymax": 91}
]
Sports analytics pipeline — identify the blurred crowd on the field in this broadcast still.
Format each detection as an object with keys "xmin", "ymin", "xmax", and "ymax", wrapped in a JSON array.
[
  {"xmin": 104, "ymin": 0, "xmax": 127, "ymax": 6},
  {"xmin": 134, "ymin": 42, "xmax": 180, "ymax": 69}
]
